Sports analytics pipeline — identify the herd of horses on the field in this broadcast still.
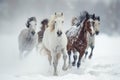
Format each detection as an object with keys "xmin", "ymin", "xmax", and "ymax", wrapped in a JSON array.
[{"xmin": 18, "ymin": 11, "xmax": 100, "ymax": 76}]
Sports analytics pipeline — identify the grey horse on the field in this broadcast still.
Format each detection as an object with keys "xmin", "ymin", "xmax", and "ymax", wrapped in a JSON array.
[{"xmin": 18, "ymin": 17, "xmax": 38, "ymax": 58}]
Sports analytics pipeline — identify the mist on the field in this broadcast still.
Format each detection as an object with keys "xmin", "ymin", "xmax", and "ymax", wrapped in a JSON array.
[
  {"xmin": 0, "ymin": 0, "xmax": 120, "ymax": 80},
  {"xmin": 1, "ymin": 0, "xmax": 120, "ymax": 35}
]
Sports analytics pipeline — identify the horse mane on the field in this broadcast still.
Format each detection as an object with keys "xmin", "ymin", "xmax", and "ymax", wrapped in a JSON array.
[
  {"xmin": 71, "ymin": 17, "xmax": 77, "ymax": 26},
  {"xmin": 72, "ymin": 11, "xmax": 89, "ymax": 28},
  {"xmin": 79, "ymin": 11, "xmax": 88, "ymax": 23},
  {"xmin": 26, "ymin": 17, "xmax": 37, "ymax": 28},
  {"xmin": 41, "ymin": 19, "xmax": 49, "ymax": 25},
  {"xmin": 78, "ymin": 11, "xmax": 89, "ymax": 27},
  {"xmin": 41, "ymin": 18, "xmax": 49, "ymax": 30},
  {"xmin": 48, "ymin": 12, "xmax": 64, "ymax": 32}
]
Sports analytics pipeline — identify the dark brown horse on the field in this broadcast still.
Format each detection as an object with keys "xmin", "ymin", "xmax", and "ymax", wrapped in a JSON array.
[
  {"xmin": 38, "ymin": 19, "xmax": 48, "ymax": 43},
  {"xmin": 67, "ymin": 13, "xmax": 95, "ymax": 68}
]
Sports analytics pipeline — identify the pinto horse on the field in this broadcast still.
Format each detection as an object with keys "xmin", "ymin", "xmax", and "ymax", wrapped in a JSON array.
[
  {"xmin": 18, "ymin": 17, "xmax": 37, "ymax": 58},
  {"xmin": 38, "ymin": 19, "xmax": 48, "ymax": 43},
  {"xmin": 67, "ymin": 12, "xmax": 95, "ymax": 68},
  {"xmin": 41, "ymin": 12, "xmax": 68, "ymax": 75},
  {"xmin": 85, "ymin": 15, "xmax": 100, "ymax": 59}
]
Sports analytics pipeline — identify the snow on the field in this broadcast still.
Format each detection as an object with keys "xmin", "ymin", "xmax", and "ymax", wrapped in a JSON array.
[{"xmin": 0, "ymin": 34, "xmax": 120, "ymax": 80}]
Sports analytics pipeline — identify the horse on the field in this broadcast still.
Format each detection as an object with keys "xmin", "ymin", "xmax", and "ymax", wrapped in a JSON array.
[
  {"xmin": 18, "ymin": 17, "xmax": 38, "ymax": 58},
  {"xmin": 66, "ymin": 11, "xmax": 88, "ymax": 67},
  {"xmin": 67, "ymin": 12, "xmax": 95, "ymax": 68},
  {"xmin": 66, "ymin": 16, "xmax": 80, "ymax": 67},
  {"xmin": 84, "ymin": 15, "xmax": 100, "ymax": 59},
  {"xmin": 41, "ymin": 12, "xmax": 68, "ymax": 75},
  {"xmin": 38, "ymin": 19, "xmax": 48, "ymax": 43}
]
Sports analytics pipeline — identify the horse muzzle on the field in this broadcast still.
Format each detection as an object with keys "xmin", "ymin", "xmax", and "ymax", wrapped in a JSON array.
[
  {"xmin": 57, "ymin": 30, "xmax": 62, "ymax": 37},
  {"xmin": 95, "ymin": 31, "xmax": 99, "ymax": 35},
  {"xmin": 31, "ymin": 31, "xmax": 35, "ymax": 35}
]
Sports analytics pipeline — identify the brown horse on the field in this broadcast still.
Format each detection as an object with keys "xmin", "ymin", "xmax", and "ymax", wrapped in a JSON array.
[
  {"xmin": 37, "ymin": 19, "xmax": 48, "ymax": 43},
  {"xmin": 67, "ymin": 13, "xmax": 95, "ymax": 68}
]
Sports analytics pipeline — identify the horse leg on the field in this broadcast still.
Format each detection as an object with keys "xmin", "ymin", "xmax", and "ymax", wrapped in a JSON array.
[
  {"xmin": 85, "ymin": 51, "xmax": 88, "ymax": 59},
  {"xmin": 89, "ymin": 46, "xmax": 94, "ymax": 59},
  {"xmin": 68, "ymin": 50, "xmax": 72, "ymax": 68},
  {"xmin": 77, "ymin": 51, "xmax": 84, "ymax": 68},
  {"xmin": 62, "ymin": 49, "xmax": 68, "ymax": 71},
  {"xmin": 46, "ymin": 51, "xmax": 52, "ymax": 65},
  {"xmin": 72, "ymin": 50, "xmax": 77, "ymax": 66},
  {"xmin": 77, "ymin": 54, "xmax": 81, "ymax": 68},
  {"xmin": 53, "ymin": 53, "xmax": 59, "ymax": 76}
]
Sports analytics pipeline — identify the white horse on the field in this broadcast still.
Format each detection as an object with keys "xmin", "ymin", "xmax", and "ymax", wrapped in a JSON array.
[
  {"xmin": 41, "ymin": 12, "xmax": 68, "ymax": 76},
  {"xmin": 18, "ymin": 17, "xmax": 38, "ymax": 58},
  {"xmin": 85, "ymin": 16, "xmax": 100, "ymax": 59}
]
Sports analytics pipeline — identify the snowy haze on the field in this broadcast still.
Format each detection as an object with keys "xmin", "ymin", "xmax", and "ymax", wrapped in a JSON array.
[
  {"xmin": 0, "ymin": 0, "xmax": 120, "ymax": 80},
  {"xmin": 1, "ymin": 0, "xmax": 120, "ymax": 35},
  {"xmin": 0, "ymin": 34, "xmax": 120, "ymax": 80}
]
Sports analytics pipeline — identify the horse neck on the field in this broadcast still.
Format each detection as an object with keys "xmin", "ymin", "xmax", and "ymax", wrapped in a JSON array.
[
  {"xmin": 77, "ymin": 25, "xmax": 87, "ymax": 42},
  {"xmin": 27, "ymin": 28, "xmax": 35, "ymax": 38},
  {"xmin": 41, "ymin": 25, "xmax": 46, "ymax": 31}
]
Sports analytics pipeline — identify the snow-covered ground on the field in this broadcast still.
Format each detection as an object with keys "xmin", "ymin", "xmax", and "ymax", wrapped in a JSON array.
[{"xmin": 0, "ymin": 34, "xmax": 120, "ymax": 80}]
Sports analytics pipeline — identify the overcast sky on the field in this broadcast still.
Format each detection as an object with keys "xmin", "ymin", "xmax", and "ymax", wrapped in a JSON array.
[{"xmin": 0, "ymin": 0, "xmax": 112, "ymax": 34}]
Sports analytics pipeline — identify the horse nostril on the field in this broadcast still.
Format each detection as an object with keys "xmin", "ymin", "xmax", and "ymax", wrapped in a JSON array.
[
  {"xmin": 57, "ymin": 31, "xmax": 62, "ymax": 36},
  {"xmin": 31, "ymin": 31, "xmax": 35, "ymax": 35},
  {"xmin": 96, "ymin": 31, "xmax": 99, "ymax": 35}
]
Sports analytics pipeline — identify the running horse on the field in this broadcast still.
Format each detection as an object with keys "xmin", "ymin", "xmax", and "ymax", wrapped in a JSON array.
[
  {"xmin": 18, "ymin": 17, "xmax": 38, "ymax": 58},
  {"xmin": 41, "ymin": 12, "xmax": 68, "ymax": 75},
  {"xmin": 67, "ymin": 12, "xmax": 95, "ymax": 68},
  {"xmin": 85, "ymin": 15, "xmax": 100, "ymax": 59},
  {"xmin": 38, "ymin": 19, "xmax": 48, "ymax": 43}
]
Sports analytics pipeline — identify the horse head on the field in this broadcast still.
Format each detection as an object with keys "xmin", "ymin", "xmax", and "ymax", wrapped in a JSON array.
[
  {"xmin": 93, "ymin": 16, "xmax": 100, "ymax": 35},
  {"xmin": 84, "ymin": 13, "xmax": 95, "ymax": 36},
  {"xmin": 26, "ymin": 17, "xmax": 37, "ymax": 35},
  {"xmin": 49, "ymin": 12, "xmax": 64, "ymax": 37},
  {"xmin": 41, "ymin": 19, "xmax": 49, "ymax": 30}
]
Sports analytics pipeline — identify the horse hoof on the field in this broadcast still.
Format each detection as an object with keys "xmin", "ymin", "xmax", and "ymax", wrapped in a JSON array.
[
  {"xmin": 62, "ymin": 66, "xmax": 67, "ymax": 71},
  {"xmin": 89, "ymin": 55, "xmax": 92, "ymax": 59},
  {"xmin": 77, "ymin": 62, "xmax": 81, "ymax": 68},
  {"xmin": 53, "ymin": 73, "xmax": 58, "ymax": 76},
  {"xmin": 72, "ymin": 62, "xmax": 76, "ymax": 66},
  {"xmin": 68, "ymin": 64, "xmax": 72, "ymax": 69}
]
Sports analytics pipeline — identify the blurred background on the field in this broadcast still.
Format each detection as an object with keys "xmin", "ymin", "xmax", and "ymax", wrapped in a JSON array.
[{"xmin": 0, "ymin": 0, "xmax": 120, "ymax": 35}]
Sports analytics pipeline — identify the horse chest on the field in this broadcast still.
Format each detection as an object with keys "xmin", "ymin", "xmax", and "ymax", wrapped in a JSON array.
[
  {"xmin": 87, "ymin": 34, "xmax": 95, "ymax": 46},
  {"xmin": 54, "ymin": 45, "xmax": 63, "ymax": 53},
  {"xmin": 74, "ymin": 39, "xmax": 87, "ymax": 51},
  {"xmin": 25, "ymin": 35, "xmax": 36, "ymax": 46}
]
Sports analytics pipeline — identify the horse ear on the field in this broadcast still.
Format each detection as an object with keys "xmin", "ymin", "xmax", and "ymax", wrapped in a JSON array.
[
  {"xmin": 26, "ymin": 22, "xmax": 29, "ymax": 28},
  {"xmin": 41, "ymin": 20, "xmax": 44, "ymax": 25},
  {"xmin": 98, "ymin": 16, "xmax": 100, "ymax": 21},
  {"xmin": 93, "ymin": 14, "xmax": 95, "ymax": 20},
  {"xmin": 26, "ymin": 18, "xmax": 30, "ymax": 28},
  {"xmin": 86, "ymin": 13, "xmax": 89, "ymax": 19},
  {"xmin": 55, "ymin": 12, "xmax": 56, "ymax": 15},
  {"xmin": 61, "ymin": 12, "xmax": 63, "ymax": 16}
]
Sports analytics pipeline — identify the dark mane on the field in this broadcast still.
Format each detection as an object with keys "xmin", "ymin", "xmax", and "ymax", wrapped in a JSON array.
[
  {"xmin": 76, "ymin": 11, "xmax": 89, "ymax": 27},
  {"xmin": 37, "ymin": 18, "xmax": 49, "ymax": 43},
  {"xmin": 26, "ymin": 17, "xmax": 36, "ymax": 28},
  {"xmin": 40, "ymin": 18, "xmax": 49, "ymax": 30},
  {"xmin": 41, "ymin": 19, "xmax": 49, "ymax": 25}
]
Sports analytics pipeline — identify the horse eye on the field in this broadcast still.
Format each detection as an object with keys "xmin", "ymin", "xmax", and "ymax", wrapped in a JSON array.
[{"xmin": 62, "ymin": 21, "xmax": 64, "ymax": 23}]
